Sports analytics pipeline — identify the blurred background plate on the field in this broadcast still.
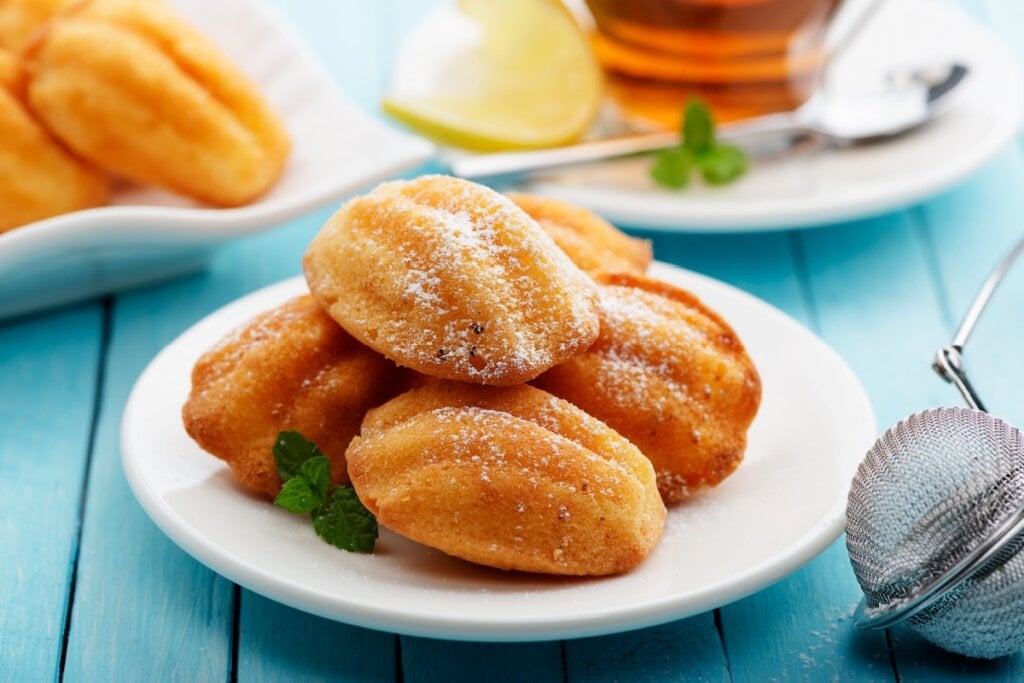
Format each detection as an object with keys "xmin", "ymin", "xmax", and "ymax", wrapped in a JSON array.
[
  {"xmin": 121, "ymin": 262, "xmax": 876, "ymax": 642},
  {"xmin": 0, "ymin": 0, "xmax": 434, "ymax": 321},
  {"xmin": 517, "ymin": 0, "xmax": 1024, "ymax": 232}
]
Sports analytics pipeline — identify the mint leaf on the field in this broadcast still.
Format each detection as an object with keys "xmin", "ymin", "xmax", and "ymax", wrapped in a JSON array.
[
  {"xmin": 312, "ymin": 486, "xmax": 378, "ymax": 553},
  {"xmin": 273, "ymin": 431, "xmax": 326, "ymax": 481},
  {"xmin": 683, "ymin": 99, "xmax": 714, "ymax": 155},
  {"xmin": 650, "ymin": 147, "xmax": 692, "ymax": 189},
  {"xmin": 274, "ymin": 476, "xmax": 323, "ymax": 514},
  {"xmin": 697, "ymin": 145, "xmax": 749, "ymax": 185},
  {"xmin": 301, "ymin": 456, "xmax": 331, "ymax": 500},
  {"xmin": 651, "ymin": 98, "xmax": 748, "ymax": 189}
]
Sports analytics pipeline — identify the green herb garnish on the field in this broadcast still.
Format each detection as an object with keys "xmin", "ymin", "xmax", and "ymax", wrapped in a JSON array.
[
  {"xmin": 649, "ymin": 147, "xmax": 692, "ymax": 190},
  {"xmin": 275, "ymin": 476, "xmax": 323, "ymax": 514},
  {"xmin": 650, "ymin": 99, "xmax": 749, "ymax": 189},
  {"xmin": 699, "ymin": 145, "xmax": 748, "ymax": 185},
  {"xmin": 272, "ymin": 431, "xmax": 377, "ymax": 553},
  {"xmin": 313, "ymin": 487, "xmax": 379, "ymax": 553},
  {"xmin": 682, "ymin": 99, "xmax": 714, "ymax": 155},
  {"xmin": 273, "ymin": 430, "xmax": 326, "ymax": 481}
]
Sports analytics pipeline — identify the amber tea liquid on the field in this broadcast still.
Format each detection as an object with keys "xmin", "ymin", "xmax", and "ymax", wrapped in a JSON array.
[{"xmin": 585, "ymin": 0, "xmax": 842, "ymax": 127}]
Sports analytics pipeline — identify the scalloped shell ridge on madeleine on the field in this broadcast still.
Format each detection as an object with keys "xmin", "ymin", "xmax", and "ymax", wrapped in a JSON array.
[
  {"xmin": 533, "ymin": 272, "xmax": 762, "ymax": 504},
  {"xmin": 182, "ymin": 295, "xmax": 408, "ymax": 497},
  {"xmin": 346, "ymin": 382, "xmax": 666, "ymax": 575},
  {"xmin": 303, "ymin": 176, "xmax": 600, "ymax": 386}
]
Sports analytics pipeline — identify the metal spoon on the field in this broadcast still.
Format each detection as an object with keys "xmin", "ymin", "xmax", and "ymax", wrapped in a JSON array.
[{"xmin": 450, "ymin": 63, "xmax": 969, "ymax": 181}]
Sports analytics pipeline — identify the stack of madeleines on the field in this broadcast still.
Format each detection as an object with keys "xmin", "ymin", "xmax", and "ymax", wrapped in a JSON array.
[
  {"xmin": 0, "ymin": 0, "xmax": 289, "ymax": 233},
  {"xmin": 183, "ymin": 176, "xmax": 762, "ymax": 576}
]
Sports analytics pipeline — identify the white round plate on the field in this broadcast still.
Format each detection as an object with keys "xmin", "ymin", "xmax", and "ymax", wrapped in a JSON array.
[
  {"xmin": 520, "ymin": 0, "xmax": 1024, "ymax": 231},
  {"xmin": 121, "ymin": 263, "xmax": 876, "ymax": 641}
]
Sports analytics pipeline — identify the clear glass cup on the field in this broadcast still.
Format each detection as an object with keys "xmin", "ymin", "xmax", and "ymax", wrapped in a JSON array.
[{"xmin": 583, "ymin": 0, "xmax": 844, "ymax": 128}]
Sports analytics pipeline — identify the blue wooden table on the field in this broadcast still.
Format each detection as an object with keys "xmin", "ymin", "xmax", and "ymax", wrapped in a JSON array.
[{"xmin": 5, "ymin": 0, "xmax": 1024, "ymax": 680}]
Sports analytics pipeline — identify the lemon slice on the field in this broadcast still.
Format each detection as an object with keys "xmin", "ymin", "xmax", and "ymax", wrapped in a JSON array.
[{"xmin": 383, "ymin": 0, "xmax": 602, "ymax": 151}]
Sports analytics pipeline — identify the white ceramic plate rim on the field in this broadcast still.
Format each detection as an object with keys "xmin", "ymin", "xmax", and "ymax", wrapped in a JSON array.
[{"xmin": 121, "ymin": 263, "xmax": 876, "ymax": 641}]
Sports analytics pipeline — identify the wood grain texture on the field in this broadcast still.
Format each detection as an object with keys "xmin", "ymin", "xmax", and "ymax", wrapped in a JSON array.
[
  {"xmin": 400, "ymin": 638, "xmax": 563, "ymax": 683},
  {"xmin": 60, "ymin": 282, "xmax": 238, "ymax": 681},
  {"xmin": 57, "ymin": 216, "xmax": 326, "ymax": 680},
  {"xmin": 0, "ymin": 305, "xmax": 103, "ymax": 682},
  {"xmin": 238, "ymin": 591, "xmax": 397, "ymax": 682},
  {"xmin": 565, "ymin": 614, "xmax": 729, "ymax": 682}
]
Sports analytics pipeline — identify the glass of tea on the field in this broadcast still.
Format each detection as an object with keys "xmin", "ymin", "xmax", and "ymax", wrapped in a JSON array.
[{"xmin": 583, "ymin": 0, "xmax": 845, "ymax": 128}]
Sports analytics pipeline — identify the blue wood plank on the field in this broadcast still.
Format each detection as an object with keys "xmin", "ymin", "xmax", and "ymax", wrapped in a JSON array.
[
  {"xmin": 59, "ymin": 284, "xmax": 236, "ymax": 681},
  {"xmin": 799, "ymin": 214, "xmax": 952, "ymax": 425},
  {"xmin": 400, "ymin": 638, "xmax": 563, "ymax": 683},
  {"xmin": 0, "ymin": 305, "xmax": 102, "ymax": 682},
  {"xmin": 565, "ymin": 614, "xmax": 729, "ymax": 682},
  {"xmin": 916, "ymin": 151, "xmax": 1024, "ymax": 429},
  {"xmin": 721, "ymin": 543, "xmax": 893, "ymax": 683},
  {"xmin": 237, "ymin": 590, "xmax": 397, "ymax": 682}
]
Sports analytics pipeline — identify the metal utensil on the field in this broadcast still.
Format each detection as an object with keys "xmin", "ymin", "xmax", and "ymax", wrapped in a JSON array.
[
  {"xmin": 846, "ymin": 237, "xmax": 1024, "ymax": 659},
  {"xmin": 450, "ymin": 63, "xmax": 968, "ymax": 181}
]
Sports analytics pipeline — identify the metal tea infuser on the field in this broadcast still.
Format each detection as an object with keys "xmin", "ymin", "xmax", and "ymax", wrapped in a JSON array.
[{"xmin": 846, "ymin": 237, "xmax": 1024, "ymax": 659}]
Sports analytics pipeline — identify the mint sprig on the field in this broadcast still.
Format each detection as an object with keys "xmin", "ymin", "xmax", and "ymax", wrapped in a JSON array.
[
  {"xmin": 272, "ymin": 431, "xmax": 377, "ymax": 553},
  {"xmin": 650, "ymin": 99, "xmax": 749, "ymax": 189}
]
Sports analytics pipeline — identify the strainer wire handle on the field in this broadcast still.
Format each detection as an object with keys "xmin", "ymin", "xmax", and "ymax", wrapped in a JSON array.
[{"xmin": 934, "ymin": 236, "xmax": 1024, "ymax": 412}]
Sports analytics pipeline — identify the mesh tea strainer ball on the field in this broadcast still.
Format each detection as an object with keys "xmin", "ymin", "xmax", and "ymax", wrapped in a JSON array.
[{"xmin": 845, "ymin": 238, "xmax": 1024, "ymax": 659}]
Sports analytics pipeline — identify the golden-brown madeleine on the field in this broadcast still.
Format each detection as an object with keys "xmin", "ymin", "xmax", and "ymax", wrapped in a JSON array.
[
  {"xmin": 182, "ymin": 295, "xmax": 408, "ymax": 498},
  {"xmin": 0, "ymin": 42, "xmax": 21, "ymax": 89},
  {"xmin": 0, "ymin": 0, "xmax": 76, "ymax": 50},
  {"xmin": 534, "ymin": 272, "xmax": 761, "ymax": 504},
  {"xmin": 347, "ymin": 382, "xmax": 666, "ymax": 575},
  {"xmin": 0, "ymin": 47, "xmax": 107, "ymax": 232},
  {"xmin": 507, "ymin": 192, "xmax": 651, "ymax": 274},
  {"xmin": 23, "ymin": 0, "xmax": 290, "ymax": 207},
  {"xmin": 304, "ymin": 176, "xmax": 600, "ymax": 386}
]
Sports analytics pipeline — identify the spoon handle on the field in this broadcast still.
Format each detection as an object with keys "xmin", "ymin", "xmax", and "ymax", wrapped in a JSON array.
[{"xmin": 449, "ymin": 112, "xmax": 804, "ymax": 180}]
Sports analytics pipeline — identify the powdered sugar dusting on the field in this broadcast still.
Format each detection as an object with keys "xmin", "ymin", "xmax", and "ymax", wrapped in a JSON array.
[
  {"xmin": 591, "ymin": 285, "xmax": 708, "ymax": 419},
  {"xmin": 307, "ymin": 176, "xmax": 598, "ymax": 383}
]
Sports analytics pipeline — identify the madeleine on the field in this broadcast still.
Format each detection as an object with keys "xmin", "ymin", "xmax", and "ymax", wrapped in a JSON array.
[
  {"xmin": 347, "ymin": 382, "xmax": 666, "ymax": 575},
  {"xmin": 23, "ymin": 0, "xmax": 290, "ymax": 206},
  {"xmin": 534, "ymin": 272, "xmax": 761, "ymax": 503},
  {"xmin": 304, "ymin": 176, "xmax": 600, "ymax": 386},
  {"xmin": 0, "ymin": 48, "xmax": 106, "ymax": 232},
  {"xmin": 183, "ymin": 295, "xmax": 408, "ymax": 497}
]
